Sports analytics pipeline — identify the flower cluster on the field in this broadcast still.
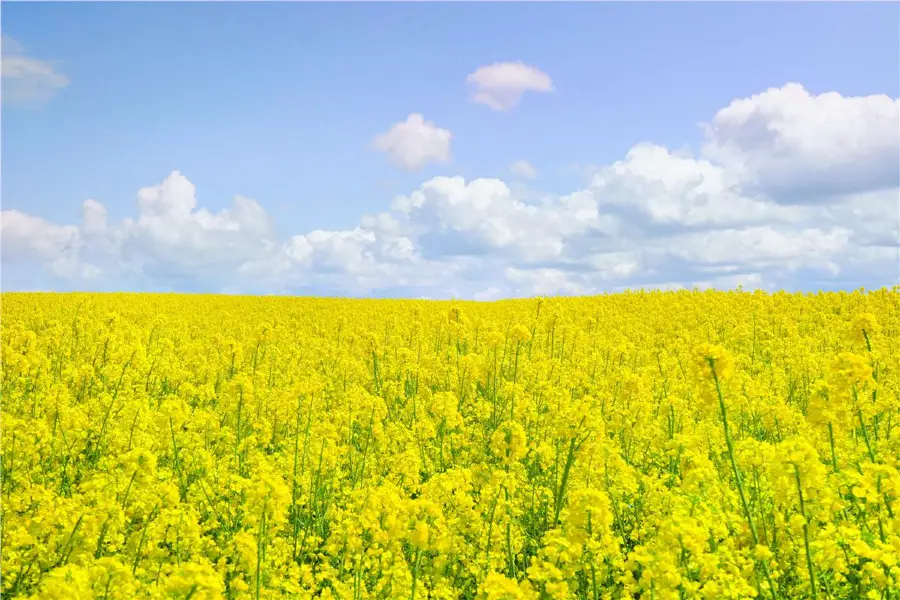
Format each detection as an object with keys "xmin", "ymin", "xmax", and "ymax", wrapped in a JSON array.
[{"xmin": 2, "ymin": 288, "xmax": 898, "ymax": 599}]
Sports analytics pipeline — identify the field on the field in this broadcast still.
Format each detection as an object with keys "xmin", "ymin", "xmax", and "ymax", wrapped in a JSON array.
[{"xmin": 1, "ymin": 290, "xmax": 898, "ymax": 600}]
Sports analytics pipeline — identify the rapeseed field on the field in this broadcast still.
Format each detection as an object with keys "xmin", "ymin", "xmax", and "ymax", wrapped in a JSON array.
[{"xmin": 1, "ymin": 290, "xmax": 898, "ymax": 600}]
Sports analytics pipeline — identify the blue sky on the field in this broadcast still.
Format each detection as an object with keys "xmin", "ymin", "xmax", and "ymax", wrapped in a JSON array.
[{"xmin": 2, "ymin": 2, "xmax": 898, "ymax": 297}]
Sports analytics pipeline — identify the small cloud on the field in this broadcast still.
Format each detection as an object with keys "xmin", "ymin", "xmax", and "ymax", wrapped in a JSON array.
[
  {"xmin": 1, "ymin": 35, "xmax": 70, "ymax": 107},
  {"xmin": 509, "ymin": 160, "xmax": 538, "ymax": 180},
  {"xmin": 373, "ymin": 113, "xmax": 453, "ymax": 170},
  {"xmin": 467, "ymin": 61, "xmax": 553, "ymax": 111},
  {"xmin": 2, "ymin": 36, "xmax": 24, "ymax": 55}
]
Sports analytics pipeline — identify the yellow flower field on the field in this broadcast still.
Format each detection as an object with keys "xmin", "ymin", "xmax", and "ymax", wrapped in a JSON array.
[{"xmin": 2, "ymin": 290, "xmax": 899, "ymax": 600}]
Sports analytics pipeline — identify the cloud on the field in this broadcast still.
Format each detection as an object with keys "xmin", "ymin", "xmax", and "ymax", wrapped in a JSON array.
[
  {"xmin": 702, "ymin": 83, "xmax": 900, "ymax": 201},
  {"xmin": 0, "ymin": 210, "xmax": 93, "ymax": 279},
  {"xmin": 373, "ymin": 114, "xmax": 453, "ymax": 170},
  {"xmin": 694, "ymin": 272, "xmax": 765, "ymax": 292},
  {"xmin": 3, "ymin": 171, "xmax": 284, "ymax": 290},
  {"xmin": 390, "ymin": 176, "xmax": 617, "ymax": 263},
  {"xmin": 664, "ymin": 225, "xmax": 851, "ymax": 274},
  {"xmin": 509, "ymin": 160, "xmax": 538, "ymax": 180},
  {"xmin": 2, "ymin": 83, "xmax": 897, "ymax": 298},
  {"xmin": 1, "ymin": 35, "xmax": 70, "ymax": 107},
  {"xmin": 505, "ymin": 267, "xmax": 586, "ymax": 297},
  {"xmin": 589, "ymin": 143, "xmax": 807, "ymax": 228},
  {"xmin": 467, "ymin": 61, "xmax": 553, "ymax": 111}
]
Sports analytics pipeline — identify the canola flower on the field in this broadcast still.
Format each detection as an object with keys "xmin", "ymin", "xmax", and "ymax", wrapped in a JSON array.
[{"xmin": 1, "ymin": 289, "xmax": 899, "ymax": 600}]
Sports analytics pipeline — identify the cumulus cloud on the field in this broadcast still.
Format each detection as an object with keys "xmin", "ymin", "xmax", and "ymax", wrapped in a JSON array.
[
  {"xmin": 589, "ymin": 143, "xmax": 807, "ymax": 228},
  {"xmin": 2, "ymin": 83, "xmax": 897, "ymax": 297},
  {"xmin": 373, "ymin": 114, "xmax": 453, "ymax": 170},
  {"xmin": 509, "ymin": 160, "xmax": 538, "ymax": 180},
  {"xmin": 664, "ymin": 226, "xmax": 851, "ymax": 274},
  {"xmin": 3, "ymin": 171, "xmax": 284, "ymax": 290},
  {"xmin": 702, "ymin": 83, "xmax": 900, "ymax": 201},
  {"xmin": 467, "ymin": 61, "xmax": 553, "ymax": 111},
  {"xmin": 505, "ymin": 267, "xmax": 586, "ymax": 297},
  {"xmin": 0, "ymin": 210, "xmax": 92, "ymax": 279},
  {"xmin": 694, "ymin": 273, "xmax": 765, "ymax": 291},
  {"xmin": 1, "ymin": 35, "xmax": 70, "ymax": 107},
  {"xmin": 391, "ymin": 176, "xmax": 617, "ymax": 263}
]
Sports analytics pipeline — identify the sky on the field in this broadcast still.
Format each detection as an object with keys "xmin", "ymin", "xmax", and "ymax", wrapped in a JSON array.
[{"xmin": 2, "ymin": 2, "xmax": 899, "ymax": 298}]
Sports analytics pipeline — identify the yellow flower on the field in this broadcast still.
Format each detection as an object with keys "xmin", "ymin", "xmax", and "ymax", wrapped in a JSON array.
[
  {"xmin": 410, "ymin": 521, "xmax": 430, "ymax": 549},
  {"xmin": 692, "ymin": 343, "xmax": 734, "ymax": 382},
  {"xmin": 510, "ymin": 324, "xmax": 532, "ymax": 344},
  {"xmin": 491, "ymin": 421, "xmax": 528, "ymax": 464},
  {"xmin": 3, "ymin": 288, "xmax": 899, "ymax": 600},
  {"xmin": 851, "ymin": 312, "xmax": 881, "ymax": 345},
  {"xmin": 830, "ymin": 352, "xmax": 874, "ymax": 389}
]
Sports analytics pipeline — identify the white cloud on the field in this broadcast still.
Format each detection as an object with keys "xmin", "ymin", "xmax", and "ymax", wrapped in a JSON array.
[
  {"xmin": 82, "ymin": 199, "xmax": 108, "ymax": 236},
  {"xmin": 391, "ymin": 175, "xmax": 617, "ymax": 263},
  {"xmin": 590, "ymin": 143, "xmax": 807, "ymax": 227},
  {"xmin": 696, "ymin": 273, "xmax": 764, "ymax": 291},
  {"xmin": 505, "ymin": 267, "xmax": 586, "ymax": 297},
  {"xmin": 702, "ymin": 83, "xmax": 900, "ymax": 200},
  {"xmin": 473, "ymin": 287, "xmax": 503, "ymax": 302},
  {"xmin": 820, "ymin": 188, "xmax": 899, "ymax": 248},
  {"xmin": 118, "ymin": 172, "xmax": 278, "ymax": 276},
  {"xmin": 2, "ymin": 83, "xmax": 897, "ymax": 297},
  {"xmin": 1, "ymin": 35, "xmax": 70, "ymax": 107},
  {"xmin": 510, "ymin": 160, "xmax": 538, "ymax": 180},
  {"xmin": 664, "ymin": 225, "xmax": 851, "ymax": 274},
  {"xmin": 584, "ymin": 252, "xmax": 641, "ymax": 280},
  {"xmin": 467, "ymin": 61, "xmax": 553, "ymax": 111},
  {"xmin": 373, "ymin": 114, "xmax": 453, "ymax": 170},
  {"xmin": 0, "ymin": 210, "xmax": 93, "ymax": 279}
]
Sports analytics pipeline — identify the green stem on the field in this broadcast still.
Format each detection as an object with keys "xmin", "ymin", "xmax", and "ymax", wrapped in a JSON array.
[
  {"xmin": 553, "ymin": 437, "xmax": 578, "ymax": 526},
  {"xmin": 793, "ymin": 464, "xmax": 817, "ymax": 600},
  {"xmin": 410, "ymin": 547, "xmax": 421, "ymax": 600},
  {"xmin": 710, "ymin": 361, "xmax": 778, "ymax": 600},
  {"xmin": 504, "ymin": 486, "xmax": 516, "ymax": 578},
  {"xmin": 256, "ymin": 506, "xmax": 267, "ymax": 600},
  {"xmin": 827, "ymin": 422, "xmax": 839, "ymax": 473}
]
